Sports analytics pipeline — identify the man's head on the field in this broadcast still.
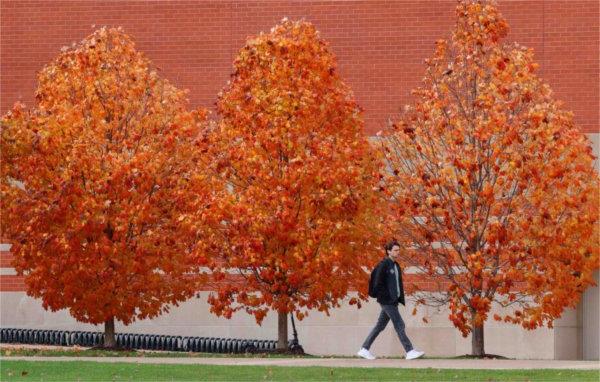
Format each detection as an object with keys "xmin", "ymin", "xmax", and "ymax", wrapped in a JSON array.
[{"xmin": 384, "ymin": 240, "xmax": 401, "ymax": 261}]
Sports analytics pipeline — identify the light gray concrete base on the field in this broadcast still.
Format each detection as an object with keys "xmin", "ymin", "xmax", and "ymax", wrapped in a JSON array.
[{"xmin": 0, "ymin": 291, "xmax": 583, "ymax": 359}]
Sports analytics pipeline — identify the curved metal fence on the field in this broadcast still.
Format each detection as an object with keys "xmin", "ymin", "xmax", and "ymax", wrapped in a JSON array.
[{"xmin": 0, "ymin": 328, "xmax": 283, "ymax": 353}]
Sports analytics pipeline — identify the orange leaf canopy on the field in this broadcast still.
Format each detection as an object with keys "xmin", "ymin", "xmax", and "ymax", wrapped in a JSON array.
[
  {"xmin": 1, "ymin": 28, "xmax": 211, "ymax": 325},
  {"xmin": 203, "ymin": 19, "xmax": 384, "ymax": 323},
  {"xmin": 381, "ymin": 0, "xmax": 599, "ymax": 335}
]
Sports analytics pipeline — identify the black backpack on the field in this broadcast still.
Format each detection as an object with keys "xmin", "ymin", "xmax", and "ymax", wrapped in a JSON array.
[{"xmin": 368, "ymin": 262, "xmax": 381, "ymax": 298}]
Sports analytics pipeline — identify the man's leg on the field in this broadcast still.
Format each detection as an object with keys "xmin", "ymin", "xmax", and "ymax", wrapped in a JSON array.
[
  {"xmin": 381, "ymin": 304, "xmax": 413, "ymax": 352},
  {"xmin": 361, "ymin": 306, "xmax": 390, "ymax": 350}
]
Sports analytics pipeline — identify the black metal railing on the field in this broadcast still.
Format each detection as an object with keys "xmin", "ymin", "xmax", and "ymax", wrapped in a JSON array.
[{"xmin": 0, "ymin": 328, "xmax": 285, "ymax": 353}]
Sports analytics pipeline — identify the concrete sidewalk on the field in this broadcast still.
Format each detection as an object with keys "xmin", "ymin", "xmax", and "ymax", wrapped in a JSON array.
[{"xmin": 1, "ymin": 356, "xmax": 599, "ymax": 370}]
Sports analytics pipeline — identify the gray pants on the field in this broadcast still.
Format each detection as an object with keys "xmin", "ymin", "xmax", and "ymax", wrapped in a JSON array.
[{"xmin": 361, "ymin": 304, "xmax": 413, "ymax": 352}]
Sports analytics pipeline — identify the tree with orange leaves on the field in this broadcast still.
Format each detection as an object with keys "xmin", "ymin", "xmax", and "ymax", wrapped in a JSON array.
[
  {"xmin": 1, "ymin": 28, "xmax": 211, "ymax": 347},
  {"xmin": 380, "ymin": 1, "xmax": 599, "ymax": 356},
  {"xmin": 202, "ymin": 19, "xmax": 383, "ymax": 350}
]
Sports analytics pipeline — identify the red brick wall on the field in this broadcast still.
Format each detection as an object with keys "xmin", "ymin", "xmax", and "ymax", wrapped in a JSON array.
[
  {"xmin": 1, "ymin": 1, "xmax": 598, "ymax": 134},
  {"xmin": 0, "ymin": 275, "xmax": 25, "ymax": 292},
  {"xmin": 0, "ymin": 250, "xmax": 24, "ymax": 291},
  {"xmin": 1, "ymin": 1, "xmax": 598, "ymax": 293},
  {"xmin": 0, "ymin": 249, "xmax": 13, "ymax": 268}
]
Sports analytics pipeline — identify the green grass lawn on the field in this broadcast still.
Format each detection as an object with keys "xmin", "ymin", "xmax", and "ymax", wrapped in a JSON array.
[
  {"xmin": 1, "ymin": 360, "xmax": 598, "ymax": 382},
  {"xmin": 0, "ymin": 347, "xmax": 312, "ymax": 358}
]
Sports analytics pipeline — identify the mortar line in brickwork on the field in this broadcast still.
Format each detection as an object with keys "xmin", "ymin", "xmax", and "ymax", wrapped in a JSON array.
[{"xmin": 542, "ymin": 0, "xmax": 545, "ymax": 77}]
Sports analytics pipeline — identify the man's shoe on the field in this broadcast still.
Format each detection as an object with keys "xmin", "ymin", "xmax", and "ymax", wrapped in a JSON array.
[
  {"xmin": 406, "ymin": 349, "xmax": 425, "ymax": 360},
  {"xmin": 357, "ymin": 347, "xmax": 376, "ymax": 360}
]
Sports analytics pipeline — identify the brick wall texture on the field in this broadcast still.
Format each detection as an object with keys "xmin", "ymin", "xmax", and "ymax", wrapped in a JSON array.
[
  {"xmin": 0, "ymin": 250, "xmax": 459, "ymax": 293},
  {"xmin": 0, "ymin": 1, "xmax": 598, "ymax": 292},
  {"xmin": 1, "ymin": 0, "xmax": 598, "ymax": 135}
]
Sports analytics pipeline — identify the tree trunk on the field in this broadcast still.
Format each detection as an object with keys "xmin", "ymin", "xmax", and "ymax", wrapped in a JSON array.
[
  {"xmin": 471, "ymin": 324, "xmax": 485, "ymax": 357},
  {"xmin": 277, "ymin": 311, "xmax": 288, "ymax": 351},
  {"xmin": 104, "ymin": 317, "xmax": 116, "ymax": 348}
]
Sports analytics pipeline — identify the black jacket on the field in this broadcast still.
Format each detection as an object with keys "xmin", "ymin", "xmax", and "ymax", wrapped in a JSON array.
[{"xmin": 368, "ymin": 257, "xmax": 405, "ymax": 306}]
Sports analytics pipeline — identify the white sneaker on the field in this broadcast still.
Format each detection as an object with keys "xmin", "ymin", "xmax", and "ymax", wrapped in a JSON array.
[
  {"xmin": 357, "ymin": 347, "xmax": 376, "ymax": 360},
  {"xmin": 406, "ymin": 349, "xmax": 425, "ymax": 360}
]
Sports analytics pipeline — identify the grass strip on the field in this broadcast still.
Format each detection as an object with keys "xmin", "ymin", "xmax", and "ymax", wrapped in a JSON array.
[{"xmin": 1, "ymin": 360, "xmax": 598, "ymax": 381}]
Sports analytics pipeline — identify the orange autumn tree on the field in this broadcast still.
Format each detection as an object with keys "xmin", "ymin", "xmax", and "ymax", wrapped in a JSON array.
[
  {"xmin": 0, "ymin": 28, "xmax": 211, "ymax": 347},
  {"xmin": 380, "ymin": 0, "xmax": 599, "ymax": 356},
  {"xmin": 202, "ymin": 19, "xmax": 383, "ymax": 350}
]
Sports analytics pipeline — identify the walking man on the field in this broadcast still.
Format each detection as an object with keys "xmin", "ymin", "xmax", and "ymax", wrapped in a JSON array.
[{"xmin": 357, "ymin": 240, "xmax": 425, "ymax": 360}]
